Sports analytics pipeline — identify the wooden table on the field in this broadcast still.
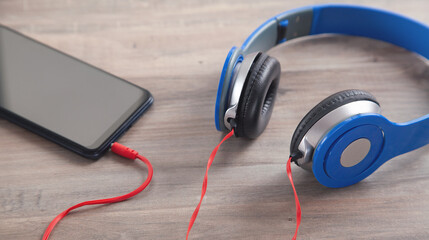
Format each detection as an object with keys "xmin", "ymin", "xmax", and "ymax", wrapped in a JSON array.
[{"xmin": 1, "ymin": 1, "xmax": 428, "ymax": 239}]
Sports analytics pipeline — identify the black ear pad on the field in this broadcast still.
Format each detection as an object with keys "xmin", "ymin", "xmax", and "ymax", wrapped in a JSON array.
[
  {"xmin": 234, "ymin": 52, "xmax": 281, "ymax": 139},
  {"xmin": 290, "ymin": 89, "xmax": 379, "ymax": 158}
]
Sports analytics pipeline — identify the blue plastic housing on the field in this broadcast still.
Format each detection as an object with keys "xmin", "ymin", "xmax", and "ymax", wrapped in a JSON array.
[{"xmin": 313, "ymin": 114, "xmax": 429, "ymax": 188}]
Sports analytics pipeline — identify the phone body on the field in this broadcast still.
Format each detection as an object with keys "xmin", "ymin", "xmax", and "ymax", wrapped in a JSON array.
[{"xmin": 0, "ymin": 25, "xmax": 153, "ymax": 159}]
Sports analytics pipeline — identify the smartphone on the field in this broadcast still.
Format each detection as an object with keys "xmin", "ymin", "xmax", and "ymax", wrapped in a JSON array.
[{"xmin": 0, "ymin": 25, "xmax": 153, "ymax": 159}]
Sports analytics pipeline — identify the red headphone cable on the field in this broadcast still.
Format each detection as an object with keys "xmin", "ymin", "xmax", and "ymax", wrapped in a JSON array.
[
  {"xmin": 42, "ymin": 142, "xmax": 153, "ymax": 240},
  {"xmin": 186, "ymin": 129, "xmax": 235, "ymax": 239},
  {"xmin": 186, "ymin": 129, "xmax": 302, "ymax": 240},
  {"xmin": 287, "ymin": 156, "xmax": 301, "ymax": 240}
]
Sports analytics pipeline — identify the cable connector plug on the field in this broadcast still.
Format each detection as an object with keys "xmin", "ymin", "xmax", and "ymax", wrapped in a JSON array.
[
  {"xmin": 111, "ymin": 142, "xmax": 139, "ymax": 160},
  {"xmin": 43, "ymin": 142, "xmax": 152, "ymax": 240}
]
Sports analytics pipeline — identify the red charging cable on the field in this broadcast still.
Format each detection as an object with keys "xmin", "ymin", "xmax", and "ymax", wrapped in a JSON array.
[
  {"xmin": 42, "ymin": 142, "xmax": 153, "ymax": 240},
  {"xmin": 186, "ymin": 130, "xmax": 302, "ymax": 239}
]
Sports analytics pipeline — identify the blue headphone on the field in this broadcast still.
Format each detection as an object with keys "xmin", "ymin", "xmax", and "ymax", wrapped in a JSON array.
[{"xmin": 214, "ymin": 4, "xmax": 429, "ymax": 188}]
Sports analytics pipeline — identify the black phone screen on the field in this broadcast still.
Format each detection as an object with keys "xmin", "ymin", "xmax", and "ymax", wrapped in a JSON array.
[{"xmin": 0, "ymin": 26, "xmax": 152, "ymax": 157}]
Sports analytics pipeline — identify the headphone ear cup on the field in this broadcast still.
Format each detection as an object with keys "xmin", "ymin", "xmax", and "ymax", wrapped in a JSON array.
[
  {"xmin": 290, "ymin": 89, "xmax": 379, "ymax": 158},
  {"xmin": 235, "ymin": 53, "xmax": 281, "ymax": 138}
]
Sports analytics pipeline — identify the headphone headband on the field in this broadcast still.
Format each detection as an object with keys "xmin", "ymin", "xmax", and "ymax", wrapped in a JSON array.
[
  {"xmin": 215, "ymin": 4, "xmax": 429, "ymax": 131},
  {"xmin": 242, "ymin": 4, "xmax": 429, "ymax": 58}
]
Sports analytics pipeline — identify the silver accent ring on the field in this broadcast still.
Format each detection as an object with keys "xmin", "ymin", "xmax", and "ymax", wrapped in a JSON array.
[
  {"xmin": 223, "ymin": 52, "xmax": 259, "ymax": 130},
  {"xmin": 296, "ymin": 100, "xmax": 381, "ymax": 170}
]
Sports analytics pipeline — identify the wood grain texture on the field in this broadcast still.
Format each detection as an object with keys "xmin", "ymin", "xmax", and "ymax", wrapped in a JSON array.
[{"xmin": 0, "ymin": 0, "xmax": 428, "ymax": 239}]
